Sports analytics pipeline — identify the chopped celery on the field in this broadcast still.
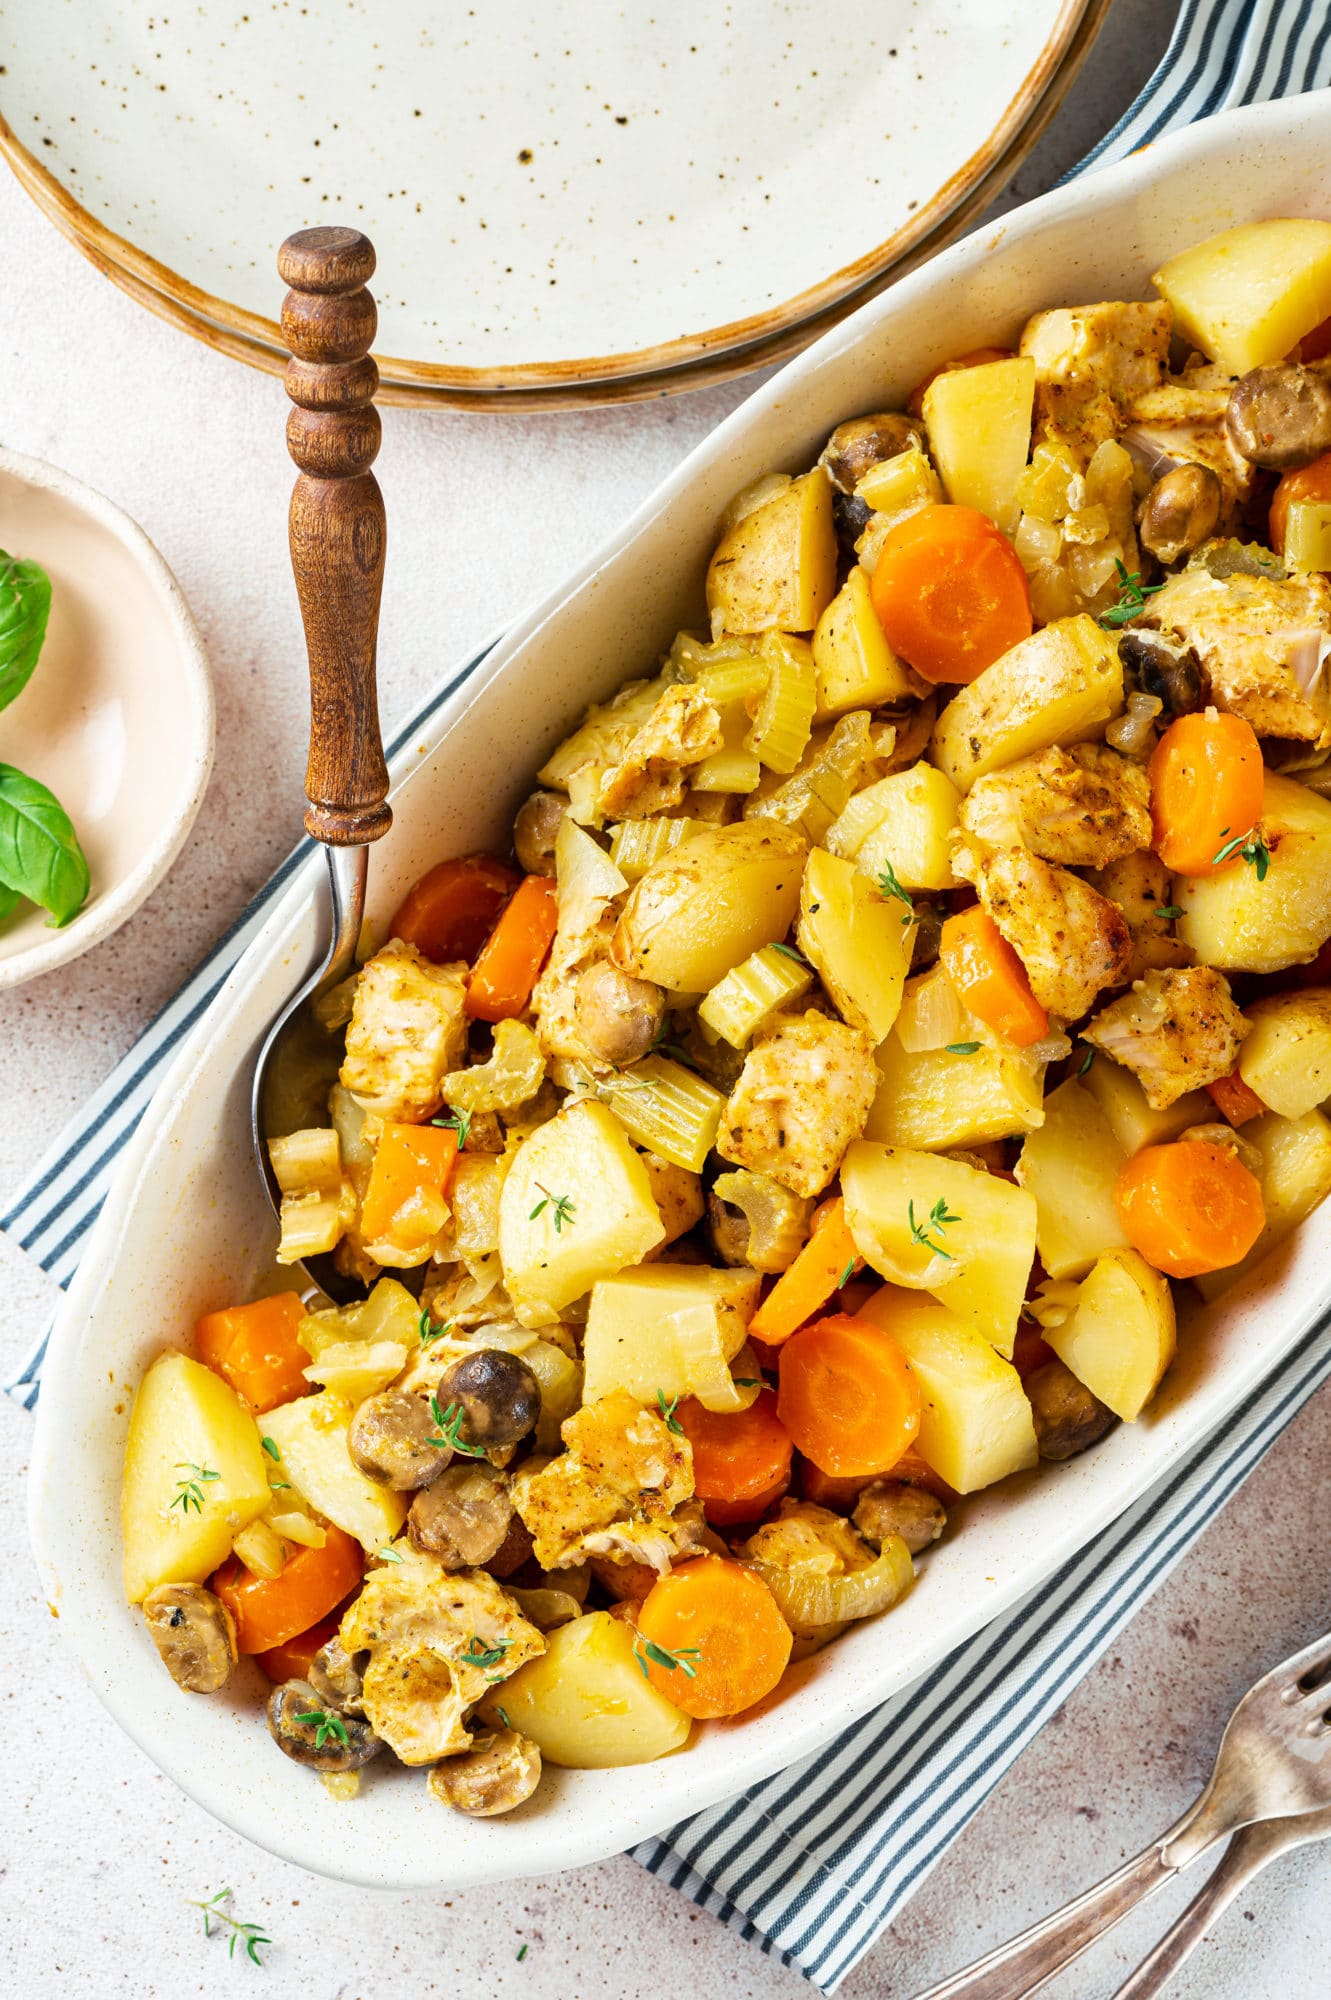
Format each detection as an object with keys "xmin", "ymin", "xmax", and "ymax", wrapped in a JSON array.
[
  {"xmin": 692, "ymin": 706, "xmax": 763, "ymax": 793},
  {"xmin": 710, "ymin": 1169, "xmax": 813, "ymax": 1271},
  {"xmin": 599, "ymin": 1055, "xmax": 726, "ymax": 1172},
  {"xmin": 744, "ymin": 711, "xmax": 876, "ymax": 844},
  {"xmin": 610, "ymin": 815, "xmax": 707, "ymax": 880},
  {"xmin": 697, "ymin": 944, "xmax": 814, "ymax": 1047},
  {"xmin": 747, "ymin": 633, "xmax": 816, "ymax": 773},
  {"xmin": 269, "ymin": 1126, "xmax": 341, "ymax": 1195}
]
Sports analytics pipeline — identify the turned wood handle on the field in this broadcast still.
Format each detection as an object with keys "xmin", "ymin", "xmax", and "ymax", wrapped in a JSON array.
[{"xmin": 279, "ymin": 225, "xmax": 391, "ymax": 846}]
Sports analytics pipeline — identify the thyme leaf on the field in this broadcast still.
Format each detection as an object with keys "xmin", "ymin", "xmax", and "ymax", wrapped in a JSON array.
[
  {"xmin": 170, "ymin": 1462, "xmax": 221, "ymax": 1515},
  {"xmin": 295, "ymin": 1707, "xmax": 350, "ymax": 1750},
  {"xmin": 188, "ymin": 1887, "xmax": 271, "ymax": 1967},
  {"xmin": 426, "ymin": 1393, "xmax": 488, "ymax": 1458},
  {"xmin": 1098, "ymin": 558, "xmax": 1164, "ymax": 629},
  {"xmin": 633, "ymin": 1632, "xmax": 701, "ymax": 1681},
  {"xmin": 908, "ymin": 1197, "xmax": 961, "ymax": 1262},
  {"xmin": 655, "ymin": 1389, "xmax": 684, "ymax": 1434},
  {"xmin": 431, "ymin": 1105, "xmax": 472, "ymax": 1150},
  {"xmin": 529, "ymin": 1183, "xmax": 575, "ymax": 1233}
]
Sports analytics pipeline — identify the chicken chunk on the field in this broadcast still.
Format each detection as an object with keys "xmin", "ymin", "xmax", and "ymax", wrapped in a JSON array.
[
  {"xmin": 512, "ymin": 1390, "xmax": 699, "ymax": 1573},
  {"xmin": 340, "ymin": 940, "xmax": 470, "ymax": 1123},
  {"xmin": 1087, "ymin": 850, "xmax": 1194, "ymax": 979},
  {"xmin": 959, "ymin": 743, "xmax": 1151, "ymax": 869},
  {"xmin": 596, "ymin": 684, "xmax": 725, "ymax": 820},
  {"xmin": 954, "ymin": 842, "xmax": 1132, "ymax": 1022},
  {"xmin": 1021, "ymin": 300, "xmax": 1172, "ymax": 463},
  {"xmin": 1124, "ymin": 359, "xmax": 1254, "ymax": 519},
  {"xmin": 1143, "ymin": 567, "xmax": 1331, "ymax": 747},
  {"xmin": 1081, "ymin": 965, "xmax": 1248, "ymax": 1108},
  {"xmin": 339, "ymin": 1548, "xmax": 544, "ymax": 1765},
  {"xmin": 716, "ymin": 1010, "xmax": 878, "ymax": 1198}
]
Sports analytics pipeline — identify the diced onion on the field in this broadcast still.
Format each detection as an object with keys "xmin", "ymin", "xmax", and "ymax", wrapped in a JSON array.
[
  {"xmin": 1106, "ymin": 691, "xmax": 1163, "ymax": 758},
  {"xmin": 750, "ymin": 1534, "xmax": 914, "ymax": 1630}
]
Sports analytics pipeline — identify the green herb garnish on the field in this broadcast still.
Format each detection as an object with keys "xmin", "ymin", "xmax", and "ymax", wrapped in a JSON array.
[
  {"xmin": 633, "ymin": 1632, "xmax": 701, "ymax": 1682},
  {"xmin": 496, "ymin": 1704, "xmax": 512, "ymax": 1731},
  {"xmin": 1212, "ymin": 829, "xmax": 1270, "ymax": 879},
  {"xmin": 1155, "ymin": 905, "xmax": 1184, "ymax": 921},
  {"xmin": 0, "ymin": 555, "xmax": 90, "ymax": 929},
  {"xmin": 838, "ymin": 1257, "xmax": 857, "ymax": 1288},
  {"xmin": 426, "ymin": 1393, "xmax": 488, "ymax": 1458},
  {"xmin": 188, "ymin": 1888, "xmax": 270, "ymax": 1966},
  {"xmin": 170, "ymin": 1462, "xmax": 221, "ymax": 1515},
  {"xmin": 461, "ymin": 1635, "xmax": 511, "ymax": 1674},
  {"xmin": 260, "ymin": 1435, "xmax": 281, "ymax": 1462},
  {"xmin": 945, "ymin": 1041, "xmax": 981, "ymax": 1055},
  {"xmin": 876, "ymin": 859, "xmax": 915, "ymax": 923},
  {"xmin": 656, "ymin": 1389, "xmax": 684, "ymax": 1434},
  {"xmin": 418, "ymin": 1307, "xmax": 453, "ymax": 1347},
  {"xmin": 529, "ymin": 1183, "xmax": 575, "ymax": 1232},
  {"xmin": 431, "ymin": 1105, "xmax": 472, "ymax": 1150},
  {"xmin": 517, "ymin": 1943, "xmax": 529, "ymax": 1962},
  {"xmin": 377, "ymin": 1546, "xmax": 405, "ymax": 1564},
  {"xmin": 732, "ymin": 1378, "xmax": 761, "ymax": 1388},
  {"xmin": 908, "ymin": 1197, "xmax": 961, "ymax": 1262},
  {"xmin": 770, "ymin": 941, "xmax": 810, "ymax": 965},
  {"xmin": 1098, "ymin": 558, "xmax": 1164, "ymax": 629},
  {"xmin": 1077, "ymin": 1046, "xmax": 1096, "ymax": 1077},
  {"xmin": 295, "ymin": 1707, "xmax": 350, "ymax": 1750}
]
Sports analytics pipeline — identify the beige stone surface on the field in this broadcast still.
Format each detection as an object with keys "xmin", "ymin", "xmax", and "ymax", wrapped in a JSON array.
[{"xmin": 6, "ymin": 5, "xmax": 1331, "ymax": 1994}]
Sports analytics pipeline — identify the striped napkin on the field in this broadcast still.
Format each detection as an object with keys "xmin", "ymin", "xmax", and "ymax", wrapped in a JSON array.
[{"xmin": 8, "ymin": 2, "xmax": 1331, "ymax": 1986}]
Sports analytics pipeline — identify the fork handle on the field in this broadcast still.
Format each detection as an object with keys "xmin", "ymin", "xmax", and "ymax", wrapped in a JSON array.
[
  {"xmin": 1112, "ymin": 1817, "xmax": 1306, "ymax": 2000},
  {"xmin": 908, "ymin": 1816, "xmax": 1209, "ymax": 2000}
]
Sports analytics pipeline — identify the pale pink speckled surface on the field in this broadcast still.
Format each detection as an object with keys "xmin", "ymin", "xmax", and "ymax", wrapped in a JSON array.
[{"xmin": 4, "ymin": 5, "xmax": 1331, "ymax": 1992}]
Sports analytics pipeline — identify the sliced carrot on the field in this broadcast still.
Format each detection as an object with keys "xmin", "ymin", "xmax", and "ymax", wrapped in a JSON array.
[
  {"xmin": 939, "ymin": 906, "xmax": 1048, "ymax": 1048},
  {"xmin": 1206, "ymin": 1069, "xmax": 1266, "ymax": 1127},
  {"xmin": 1115, "ymin": 1140, "xmax": 1266, "ymax": 1279},
  {"xmin": 1148, "ymin": 711, "xmax": 1265, "ymax": 878},
  {"xmin": 636, "ymin": 1555, "xmax": 792, "ymax": 1718},
  {"xmin": 466, "ymin": 874, "xmax": 559, "ymax": 1022},
  {"xmin": 359, "ymin": 1122, "xmax": 459, "ymax": 1248},
  {"xmin": 907, "ymin": 346, "xmax": 1017, "ymax": 420},
  {"xmin": 389, "ymin": 853, "xmax": 519, "ymax": 964},
  {"xmin": 213, "ymin": 1525, "xmax": 364, "ymax": 1655},
  {"xmin": 1270, "ymin": 450, "xmax": 1331, "ymax": 552},
  {"xmin": 869, "ymin": 504, "xmax": 1032, "ymax": 684},
  {"xmin": 256, "ymin": 1609, "xmax": 342, "ymax": 1685},
  {"xmin": 195, "ymin": 1292, "xmax": 310, "ymax": 1414},
  {"xmin": 677, "ymin": 1388, "xmax": 793, "ymax": 1528},
  {"xmin": 749, "ymin": 1197, "xmax": 861, "ymax": 1347},
  {"xmin": 777, "ymin": 1313, "xmax": 923, "ymax": 1478}
]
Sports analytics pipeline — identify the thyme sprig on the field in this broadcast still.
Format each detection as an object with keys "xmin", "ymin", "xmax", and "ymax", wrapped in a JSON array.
[
  {"xmin": 908, "ymin": 1197, "xmax": 961, "ymax": 1262},
  {"xmin": 529, "ymin": 1183, "xmax": 575, "ymax": 1233},
  {"xmin": 1212, "ymin": 827, "xmax": 1271, "ymax": 878},
  {"xmin": 875, "ymin": 860, "xmax": 915, "ymax": 924},
  {"xmin": 461, "ymin": 1635, "xmax": 512, "ymax": 1681},
  {"xmin": 295, "ymin": 1707, "xmax": 349, "ymax": 1750},
  {"xmin": 188, "ymin": 1887, "xmax": 271, "ymax": 1966},
  {"xmin": 633, "ymin": 1632, "xmax": 701, "ymax": 1682},
  {"xmin": 427, "ymin": 1393, "xmax": 489, "ymax": 1458},
  {"xmin": 1098, "ymin": 558, "xmax": 1164, "ymax": 629},
  {"xmin": 171, "ymin": 1462, "xmax": 221, "ymax": 1515},
  {"xmin": 418, "ymin": 1307, "xmax": 453, "ymax": 1348},
  {"xmin": 431, "ymin": 1105, "xmax": 472, "ymax": 1150},
  {"xmin": 656, "ymin": 1389, "xmax": 684, "ymax": 1435}
]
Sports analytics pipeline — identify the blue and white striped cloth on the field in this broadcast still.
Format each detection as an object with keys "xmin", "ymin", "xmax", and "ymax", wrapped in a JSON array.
[{"xmin": 8, "ymin": 2, "xmax": 1331, "ymax": 1986}]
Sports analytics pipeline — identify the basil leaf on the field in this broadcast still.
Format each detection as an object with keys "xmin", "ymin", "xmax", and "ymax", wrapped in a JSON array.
[
  {"xmin": 0, "ymin": 884, "xmax": 19, "ymax": 928},
  {"xmin": 0, "ymin": 764, "xmax": 90, "ymax": 926},
  {"xmin": 0, "ymin": 552, "xmax": 52, "ymax": 712}
]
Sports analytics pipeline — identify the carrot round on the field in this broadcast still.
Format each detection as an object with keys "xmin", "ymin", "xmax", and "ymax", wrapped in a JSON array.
[
  {"xmin": 869, "ymin": 504, "xmax": 1032, "ymax": 684},
  {"xmin": 389, "ymin": 853, "xmax": 520, "ymax": 965},
  {"xmin": 1115, "ymin": 1140, "xmax": 1265, "ymax": 1279},
  {"xmin": 213, "ymin": 1525, "xmax": 364, "ymax": 1655},
  {"xmin": 1206, "ymin": 1069, "xmax": 1266, "ymax": 1127},
  {"xmin": 907, "ymin": 346, "xmax": 1017, "ymax": 420},
  {"xmin": 1148, "ymin": 711, "xmax": 1265, "ymax": 878},
  {"xmin": 195, "ymin": 1292, "xmax": 310, "ymax": 1414},
  {"xmin": 677, "ymin": 1389, "xmax": 793, "ymax": 1528},
  {"xmin": 939, "ymin": 905, "xmax": 1048, "ymax": 1047},
  {"xmin": 359, "ymin": 1121, "xmax": 459, "ymax": 1245},
  {"xmin": 466, "ymin": 874, "xmax": 559, "ymax": 1022},
  {"xmin": 1270, "ymin": 450, "xmax": 1331, "ymax": 552},
  {"xmin": 749, "ymin": 1196, "xmax": 861, "ymax": 1347},
  {"xmin": 777, "ymin": 1314, "xmax": 923, "ymax": 1478},
  {"xmin": 256, "ymin": 1609, "xmax": 342, "ymax": 1685},
  {"xmin": 636, "ymin": 1555, "xmax": 792, "ymax": 1718}
]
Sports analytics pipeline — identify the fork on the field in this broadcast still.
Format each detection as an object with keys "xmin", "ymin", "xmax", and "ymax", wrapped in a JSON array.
[{"xmin": 908, "ymin": 1626, "xmax": 1331, "ymax": 2000}]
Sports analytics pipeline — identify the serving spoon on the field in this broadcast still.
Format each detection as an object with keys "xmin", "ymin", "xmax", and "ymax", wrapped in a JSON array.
[{"xmin": 250, "ymin": 226, "xmax": 391, "ymax": 1305}]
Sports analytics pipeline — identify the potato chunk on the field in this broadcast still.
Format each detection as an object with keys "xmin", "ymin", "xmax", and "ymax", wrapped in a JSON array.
[
  {"xmin": 1197, "ymin": 1108, "xmax": 1331, "ymax": 1298},
  {"xmin": 717, "ymin": 1011, "xmax": 878, "ymax": 1198},
  {"xmin": 833, "ymin": 764, "xmax": 962, "ymax": 894},
  {"xmin": 122, "ymin": 1353, "xmax": 272, "ymax": 1603},
  {"xmin": 858, "ymin": 1287, "xmax": 1038, "ymax": 1492},
  {"xmin": 866, "ymin": 1036, "xmax": 1045, "ymax": 1152},
  {"xmin": 1153, "ymin": 219, "xmax": 1331, "ymax": 377},
  {"xmin": 1175, "ymin": 773, "xmax": 1331, "ymax": 974},
  {"xmin": 921, "ymin": 355, "xmax": 1036, "ymax": 532},
  {"xmin": 340, "ymin": 940, "xmax": 469, "ymax": 1122},
  {"xmin": 611, "ymin": 820, "xmax": 807, "ymax": 993},
  {"xmin": 1238, "ymin": 989, "xmax": 1331, "ymax": 1118},
  {"xmin": 261, "ymin": 1390, "xmax": 409, "ymax": 1552},
  {"xmin": 706, "ymin": 469, "xmax": 838, "ymax": 637},
  {"xmin": 498, "ymin": 1100, "xmax": 665, "ymax": 1323},
  {"xmin": 1015, "ymin": 1078, "xmax": 1131, "ymax": 1279},
  {"xmin": 1081, "ymin": 1052, "xmax": 1211, "ymax": 1153},
  {"xmin": 477, "ymin": 1611, "xmax": 691, "ymax": 1768},
  {"xmin": 582, "ymin": 1266, "xmax": 760, "ymax": 1414},
  {"xmin": 931, "ymin": 615, "xmax": 1124, "ymax": 791},
  {"xmin": 841, "ymin": 1140, "xmax": 1037, "ymax": 1358},
  {"xmin": 797, "ymin": 846, "xmax": 913, "ymax": 1043},
  {"xmin": 1082, "ymin": 966, "xmax": 1248, "ymax": 1109},
  {"xmin": 812, "ymin": 564, "xmax": 919, "ymax": 719},
  {"xmin": 1042, "ymin": 1248, "xmax": 1176, "ymax": 1423}
]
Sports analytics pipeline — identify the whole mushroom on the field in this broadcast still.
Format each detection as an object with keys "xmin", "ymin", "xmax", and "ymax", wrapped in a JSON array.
[
  {"xmin": 1226, "ymin": 362, "xmax": 1331, "ymax": 470},
  {"xmin": 574, "ymin": 959, "xmax": 665, "ymax": 1067},
  {"xmin": 267, "ymin": 1679, "xmax": 383, "ymax": 1772},
  {"xmin": 428, "ymin": 1729, "xmax": 542, "ymax": 1816},
  {"xmin": 348, "ymin": 1388, "xmax": 450, "ymax": 1491},
  {"xmin": 1027, "ymin": 1358, "xmax": 1116, "ymax": 1461},
  {"xmin": 434, "ymin": 1347, "xmax": 542, "ymax": 1450},
  {"xmin": 309, "ymin": 1635, "xmax": 368, "ymax": 1716},
  {"xmin": 408, "ymin": 1461, "xmax": 515, "ymax": 1568},
  {"xmin": 142, "ymin": 1583, "xmax": 237, "ymax": 1693},
  {"xmin": 1138, "ymin": 462, "xmax": 1222, "ymax": 565}
]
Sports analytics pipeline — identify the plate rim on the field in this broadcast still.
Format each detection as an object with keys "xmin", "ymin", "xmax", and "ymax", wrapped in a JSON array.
[{"xmin": 0, "ymin": 0, "xmax": 1105, "ymax": 396}]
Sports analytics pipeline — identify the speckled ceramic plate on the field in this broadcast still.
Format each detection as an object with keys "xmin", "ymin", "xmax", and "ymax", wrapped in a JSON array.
[
  {"xmin": 0, "ymin": 0, "xmax": 1104, "ymax": 403},
  {"xmin": 29, "ymin": 91, "xmax": 1331, "ymax": 1890}
]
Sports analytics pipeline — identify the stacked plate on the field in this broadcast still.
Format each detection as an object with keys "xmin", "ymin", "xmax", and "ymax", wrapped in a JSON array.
[{"xmin": 0, "ymin": 0, "xmax": 1107, "ymax": 407}]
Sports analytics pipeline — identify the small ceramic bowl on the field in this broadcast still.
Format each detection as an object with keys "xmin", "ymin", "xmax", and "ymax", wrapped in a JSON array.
[{"xmin": 0, "ymin": 448, "xmax": 213, "ymax": 987}]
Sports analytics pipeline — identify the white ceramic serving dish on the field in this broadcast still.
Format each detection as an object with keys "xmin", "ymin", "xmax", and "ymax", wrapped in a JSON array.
[
  {"xmin": 0, "ymin": 449, "xmax": 213, "ymax": 988},
  {"xmin": 29, "ymin": 89, "xmax": 1331, "ymax": 1890}
]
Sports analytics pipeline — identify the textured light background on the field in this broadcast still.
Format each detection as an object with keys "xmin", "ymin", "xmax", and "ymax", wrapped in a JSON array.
[{"xmin": 4, "ymin": 3, "xmax": 1331, "ymax": 1994}]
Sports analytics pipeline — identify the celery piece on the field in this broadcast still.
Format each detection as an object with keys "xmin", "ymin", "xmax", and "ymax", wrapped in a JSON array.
[
  {"xmin": 599, "ymin": 1055, "xmax": 726, "ymax": 1173},
  {"xmin": 747, "ymin": 633, "xmax": 816, "ymax": 774},
  {"xmin": 697, "ymin": 944, "xmax": 814, "ymax": 1048},
  {"xmin": 610, "ymin": 816, "xmax": 706, "ymax": 881}
]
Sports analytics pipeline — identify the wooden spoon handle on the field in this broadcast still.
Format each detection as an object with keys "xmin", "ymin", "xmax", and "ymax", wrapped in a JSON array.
[{"xmin": 279, "ymin": 226, "xmax": 391, "ymax": 846}]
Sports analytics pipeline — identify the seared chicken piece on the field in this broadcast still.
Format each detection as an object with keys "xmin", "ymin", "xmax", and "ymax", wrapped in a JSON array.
[
  {"xmin": 959, "ymin": 743, "xmax": 1151, "ymax": 870},
  {"xmin": 340, "ymin": 939, "xmax": 469, "ymax": 1123},
  {"xmin": 717, "ymin": 1010, "xmax": 878, "ymax": 1198},
  {"xmin": 1021, "ymin": 300, "xmax": 1172, "ymax": 463},
  {"xmin": 1087, "ymin": 850, "xmax": 1194, "ymax": 979},
  {"xmin": 1124, "ymin": 359, "xmax": 1254, "ymax": 519},
  {"xmin": 513, "ymin": 1390, "xmax": 698, "ymax": 1573},
  {"xmin": 1081, "ymin": 965, "xmax": 1248, "ymax": 1108},
  {"xmin": 954, "ymin": 841, "xmax": 1132, "ymax": 1022},
  {"xmin": 596, "ymin": 684, "xmax": 725, "ymax": 820},
  {"xmin": 531, "ymin": 910, "xmax": 618, "ymax": 1072},
  {"xmin": 339, "ymin": 1548, "xmax": 544, "ymax": 1765},
  {"xmin": 1143, "ymin": 567, "xmax": 1331, "ymax": 747}
]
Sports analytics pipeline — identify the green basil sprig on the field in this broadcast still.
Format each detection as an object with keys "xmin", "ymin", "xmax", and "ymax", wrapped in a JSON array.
[
  {"xmin": 0, "ymin": 763, "xmax": 90, "ymax": 927},
  {"xmin": 0, "ymin": 551, "xmax": 52, "ymax": 712}
]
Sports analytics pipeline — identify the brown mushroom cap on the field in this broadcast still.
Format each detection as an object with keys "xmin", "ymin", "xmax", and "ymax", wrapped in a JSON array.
[
  {"xmin": 1027, "ymin": 1358, "xmax": 1116, "ymax": 1461},
  {"xmin": 267, "ymin": 1678, "xmax": 383, "ymax": 1772},
  {"xmin": 408, "ymin": 1461, "xmax": 515, "ymax": 1567},
  {"xmin": 1139, "ymin": 462, "xmax": 1223, "ymax": 565},
  {"xmin": 818, "ymin": 412, "xmax": 922, "ymax": 494},
  {"xmin": 852, "ymin": 1481, "xmax": 948, "ymax": 1556},
  {"xmin": 434, "ymin": 1347, "xmax": 542, "ymax": 1449},
  {"xmin": 348, "ymin": 1388, "xmax": 450, "ymax": 1491},
  {"xmin": 428, "ymin": 1729, "xmax": 542, "ymax": 1816},
  {"xmin": 513, "ymin": 791, "xmax": 566, "ymax": 877},
  {"xmin": 574, "ymin": 959, "xmax": 665, "ymax": 1067},
  {"xmin": 1226, "ymin": 363, "xmax": 1331, "ymax": 470},
  {"xmin": 142, "ymin": 1583, "xmax": 237, "ymax": 1693}
]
